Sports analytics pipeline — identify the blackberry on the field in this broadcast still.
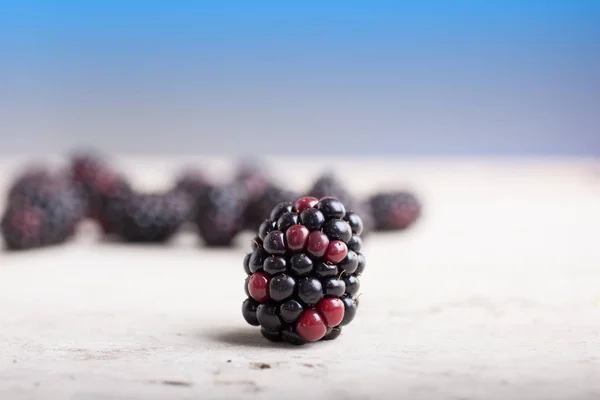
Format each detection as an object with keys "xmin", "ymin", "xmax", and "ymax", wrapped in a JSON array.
[
  {"xmin": 16, "ymin": 173, "xmax": 84, "ymax": 216},
  {"xmin": 307, "ymin": 172, "xmax": 374, "ymax": 236},
  {"xmin": 69, "ymin": 152, "xmax": 133, "ymax": 233},
  {"xmin": 1, "ymin": 178, "xmax": 83, "ymax": 250},
  {"xmin": 43, "ymin": 197, "xmax": 82, "ymax": 244},
  {"xmin": 173, "ymin": 168, "xmax": 211, "ymax": 220},
  {"xmin": 95, "ymin": 183, "xmax": 133, "ymax": 235},
  {"xmin": 70, "ymin": 150, "xmax": 109, "ymax": 179},
  {"xmin": 7, "ymin": 165, "xmax": 52, "ymax": 201},
  {"xmin": 174, "ymin": 168, "xmax": 211, "ymax": 198},
  {"xmin": 307, "ymin": 173, "xmax": 352, "ymax": 206},
  {"xmin": 369, "ymin": 191, "xmax": 421, "ymax": 231},
  {"xmin": 235, "ymin": 158, "xmax": 271, "ymax": 201},
  {"xmin": 2, "ymin": 173, "xmax": 86, "ymax": 250},
  {"xmin": 1, "ymin": 206, "xmax": 45, "ymax": 250},
  {"xmin": 243, "ymin": 184, "xmax": 299, "ymax": 233},
  {"xmin": 195, "ymin": 183, "xmax": 248, "ymax": 247},
  {"xmin": 52, "ymin": 174, "xmax": 88, "ymax": 223},
  {"xmin": 110, "ymin": 191, "xmax": 189, "ymax": 243},
  {"xmin": 92, "ymin": 176, "xmax": 133, "ymax": 234},
  {"xmin": 242, "ymin": 196, "xmax": 367, "ymax": 345}
]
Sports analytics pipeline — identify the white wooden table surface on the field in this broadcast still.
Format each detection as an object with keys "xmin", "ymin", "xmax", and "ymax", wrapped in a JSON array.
[{"xmin": 1, "ymin": 157, "xmax": 599, "ymax": 400}]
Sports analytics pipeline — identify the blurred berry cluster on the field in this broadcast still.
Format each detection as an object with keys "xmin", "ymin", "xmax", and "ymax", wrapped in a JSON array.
[{"xmin": 1, "ymin": 151, "xmax": 421, "ymax": 251}]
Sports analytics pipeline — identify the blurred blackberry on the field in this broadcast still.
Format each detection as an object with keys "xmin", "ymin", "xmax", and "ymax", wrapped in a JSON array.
[
  {"xmin": 1, "ymin": 206, "xmax": 45, "ymax": 250},
  {"xmin": 174, "ymin": 168, "xmax": 211, "ymax": 198},
  {"xmin": 9, "ymin": 173, "xmax": 86, "ymax": 227},
  {"xmin": 49, "ymin": 175, "xmax": 88, "ymax": 236},
  {"xmin": 95, "ymin": 177, "xmax": 134, "ymax": 234},
  {"xmin": 69, "ymin": 151, "xmax": 133, "ymax": 233},
  {"xmin": 2, "ymin": 175, "xmax": 84, "ymax": 250},
  {"xmin": 235, "ymin": 158, "xmax": 271, "ymax": 200},
  {"xmin": 234, "ymin": 158, "xmax": 275, "ymax": 231},
  {"xmin": 172, "ymin": 168, "xmax": 211, "ymax": 221},
  {"xmin": 195, "ymin": 183, "xmax": 248, "ymax": 247},
  {"xmin": 70, "ymin": 151, "xmax": 110, "ymax": 187},
  {"xmin": 244, "ymin": 184, "xmax": 299, "ymax": 232},
  {"xmin": 7, "ymin": 165, "xmax": 52, "ymax": 201},
  {"xmin": 307, "ymin": 172, "xmax": 352, "ymax": 205},
  {"xmin": 243, "ymin": 196, "xmax": 366, "ymax": 345},
  {"xmin": 110, "ymin": 191, "xmax": 190, "ymax": 243},
  {"xmin": 307, "ymin": 172, "xmax": 373, "ymax": 236},
  {"xmin": 369, "ymin": 191, "xmax": 421, "ymax": 231}
]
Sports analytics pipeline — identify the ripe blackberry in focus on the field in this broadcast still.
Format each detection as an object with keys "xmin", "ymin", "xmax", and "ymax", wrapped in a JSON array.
[
  {"xmin": 242, "ymin": 196, "xmax": 366, "ymax": 345},
  {"xmin": 108, "ymin": 191, "xmax": 190, "ymax": 243},
  {"xmin": 195, "ymin": 183, "xmax": 248, "ymax": 247},
  {"xmin": 244, "ymin": 184, "xmax": 298, "ymax": 233},
  {"xmin": 307, "ymin": 172, "xmax": 373, "ymax": 236},
  {"xmin": 369, "ymin": 191, "xmax": 421, "ymax": 231},
  {"xmin": 69, "ymin": 152, "xmax": 133, "ymax": 233}
]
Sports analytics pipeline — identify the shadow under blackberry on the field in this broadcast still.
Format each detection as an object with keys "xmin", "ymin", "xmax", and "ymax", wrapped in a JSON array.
[{"xmin": 205, "ymin": 327, "xmax": 306, "ymax": 349}]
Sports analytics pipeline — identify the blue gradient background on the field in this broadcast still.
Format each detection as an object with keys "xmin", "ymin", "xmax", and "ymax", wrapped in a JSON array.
[{"xmin": 1, "ymin": 1, "xmax": 599, "ymax": 155}]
